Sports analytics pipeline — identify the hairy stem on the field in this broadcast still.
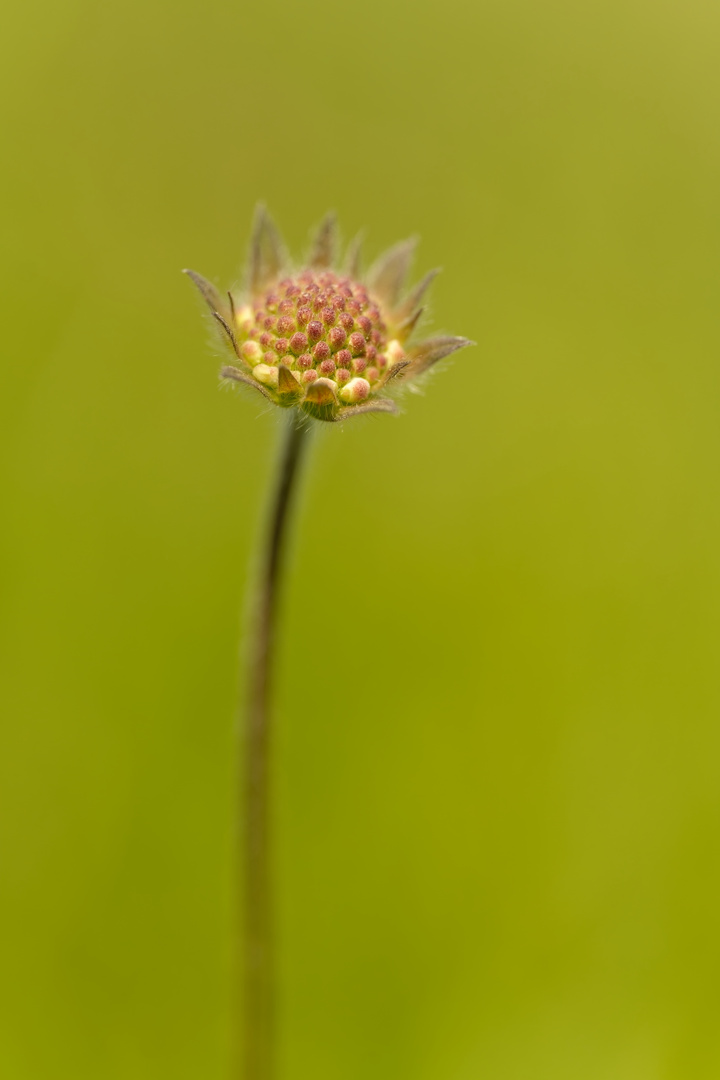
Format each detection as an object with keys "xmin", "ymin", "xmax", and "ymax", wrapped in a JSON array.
[{"xmin": 242, "ymin": 413, "xmax": 310, "ymax": 1080}]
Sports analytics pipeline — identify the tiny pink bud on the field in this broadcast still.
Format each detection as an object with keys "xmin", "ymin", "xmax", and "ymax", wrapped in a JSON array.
[
  {"xmin": 321, "ymin": 306, "xmax": 335, "ymax": 326},
  {"xmin": 264, "ymin": 350, "xmax": 276, "ymax": 364},
  {"xmin": 276, "ymin": 315, "xmax": 295, "ymax": 336},
  {"xmin": 297, "ymin": 306, "xmax": 312, "ymax": 327},
  {"xmin": 357, "ymin": 315, "xmax": 372, "ymax": 337},
  {"xmin": 307, "ymin": 320, "xmax": 323, "ymax": 342},
  {"xmin": 377, "ymin": 353, "xmax": 388, "ymax": 368},
  {"xmin": 349, "ymin": 332, "xmax": 366, "ymax": 356},
  {"xmin": 259, "ymin": 331, "xmax": 273, "ymax": 347},
  {"xmin": 328, "ymin": 326, "xmax": 347, "ymax": 351},
  {"xmin": 290, "ymin": 332, "xmax": 308, "ymax": 355},
  {"xmin": 274, "ymin": 338, "xmax": 289, "ymax": 356},
  {"xmin": 313, "ymin": 340, "xmax": 331, "ymax": 362},
  {"xmin": 302, "ymin": 369, "xmax": 318, "ymax": 383},
  {"xmin": 366, "ymin": 366, "xmax": 379, "ymax": 383},
  {"xmin": 339, "ymin": 376, "xmax": 370, "ymax": 403},
  {"xmin": 335, "ymin": 349, "xmax": 352, "ymax": 368},
  {"xmin": 352, "ymin": 356, "xmax": 367, "ymax": 373},
  {"xmin": 319, "ymin": 358, "xmax": 336, "ymax": 375},
  {"xmin": 336, "ymin": 367, "xmax": 351, "ymax": 385},
  {"xmin": 263, "ymin": 315, "xmax": 276, "ymax": 330},
  {"xmin": 366, "ymin": 344, "xmax": 377, "ymax": 362},
  {"xmin": 297, "ymin": 353, "xmax": 313, "ymax": 368},
  {"xmin": 339, "ymin": 312, "xmax": 354, "ymax": 332},
  {"xmin": 278, "ymin": 298, "xmax": 295, "ymax": 315}
]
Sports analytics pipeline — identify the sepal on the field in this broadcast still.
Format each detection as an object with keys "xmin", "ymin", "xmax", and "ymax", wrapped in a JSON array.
[
  {"xmin": 183, "ymin": 269, "xmax": 229, "ymax": 319},
  {"xmin": 308, "ymin": 212, "xmax": 338, "ymax": 269},
  {"xmin": 221, "ymin": 364, "xmax": 273, "ymax": 400},
  {"xmin": 405, "ymin": 335, "xmax": 474, "ymax": 376},
  {"xmin": 248, "ymin": 205, "xmax": 286, "ymax": 296},
  {"xmin": 301, "ymin": 377, "xmax": 339, "ymax": 422},
  {"xmin": 368, "ymin": 238, "xmax": 416, "ymax": 306}
]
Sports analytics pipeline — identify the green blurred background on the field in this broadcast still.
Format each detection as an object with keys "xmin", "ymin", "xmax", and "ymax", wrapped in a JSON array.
[{"xmin": 2, "ymin": 0, "xmax": 720, "ymax": 1076}]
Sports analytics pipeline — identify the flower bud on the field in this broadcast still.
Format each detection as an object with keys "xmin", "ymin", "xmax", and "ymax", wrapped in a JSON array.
[
  {"xmin": 387, "ymin": 339, "xmax": 405, "ymax": 363},
  {"xmin": 235, "ymin": 304, "xmax": 254, "ymax": 331},
  {"xmin": 339, "ymin": 377, "xmax": 370, "ymax": 403},
  {"xmin": 349, "ymin": 332, "xmax": 366, "ymax": 356},
  {"xmin": 253, "ymin": 363, "xmax": 279, "ymax": 387},
  {"xmin": 290, "ymin": 332, "xmax": 308, "ymax": 355},
  {"xmin": 185, "ymin": 210, "xmax": 473, "ymax": 422},
  {"xmin": 241, "ymin": 340, "xmax": 263, "ymax": 366},
  {"xmin": 328, "ymin": 326, "xmax": 347, "ymax": 351}
]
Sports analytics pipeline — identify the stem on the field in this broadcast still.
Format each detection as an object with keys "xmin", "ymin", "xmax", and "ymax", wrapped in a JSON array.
[{"xmin": 242, "ymin": 413, "xmax": 310, "ymax": 1080}]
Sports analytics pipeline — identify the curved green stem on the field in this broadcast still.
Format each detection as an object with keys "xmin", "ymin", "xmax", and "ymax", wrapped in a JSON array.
[{"xmin": 242, "ymin": 413, "xmax": 310, "ymax": 1080}]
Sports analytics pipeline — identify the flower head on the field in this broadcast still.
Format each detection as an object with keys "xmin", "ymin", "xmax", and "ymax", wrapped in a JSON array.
[{"xmin": 184, "ymin": 209, "xmax": 473, "ymax": 423}]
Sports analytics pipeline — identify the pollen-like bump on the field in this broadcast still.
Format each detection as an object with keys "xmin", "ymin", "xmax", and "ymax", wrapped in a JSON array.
[
  {"xmin": 276, "ymin": 315, "xmax": 295, "ymax": 336},
  {"xmin": 302, "ymin": 369, "xmax": 318, "ymax": 383},
  {"xmin": 335, "ymin": 349, "xmax": 352, "ymax": 368},
  {"xmin": 307, "ymin": 320, "xmax": 323, "ymax": 342},
  {"xmin": 253, "ymin": 363, "xmax": 279, "ymax": 387},
  {"xmin": 349, "ymin": 332, "xmax": 366, "ymax": 356},
  {"xmin": 290, "ymin": 332, "xmax": 308, "ymax": 355},
  {"xmin": 328, "ymin": 326, "xmax": 346, "ymax": 351},
  {"xmin": 313, "ymin": 341, "xmax": 331, "ymax": 362},
  {"xmin": 357, "ymin": 315, "xmax": 372, "ymax": 337},
  {"xmin": 336, "ymin": 367, "xmax": 351, "ymax": 385},
  {"xmin": 339, "ymin": 376, "xmax": 370, "ymax": 403},
  {"xmin": 241, "ymin": 340, "xmax": 263, "ymax": 366},
  {"xmin": 274, "ymin": 338, "xmax": 289, "ymax": 356},
  {"xmin": 319, "ymin": 358, "xmax": 336, "ymax": 375},
  {"xmin": 339, "ymin": 312, "xmax": 354, "ymax": 332}
]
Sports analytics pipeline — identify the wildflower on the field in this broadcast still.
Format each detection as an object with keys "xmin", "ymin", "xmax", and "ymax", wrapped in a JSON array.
[{"xmin": 184, "ymin": 209, "xmax": 473, "ymax": 423}]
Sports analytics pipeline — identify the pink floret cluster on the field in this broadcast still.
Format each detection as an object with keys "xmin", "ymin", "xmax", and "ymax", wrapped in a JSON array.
[{"xmin": 241, "ymin": 270, "xmax": 390, "ymax": 390}]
